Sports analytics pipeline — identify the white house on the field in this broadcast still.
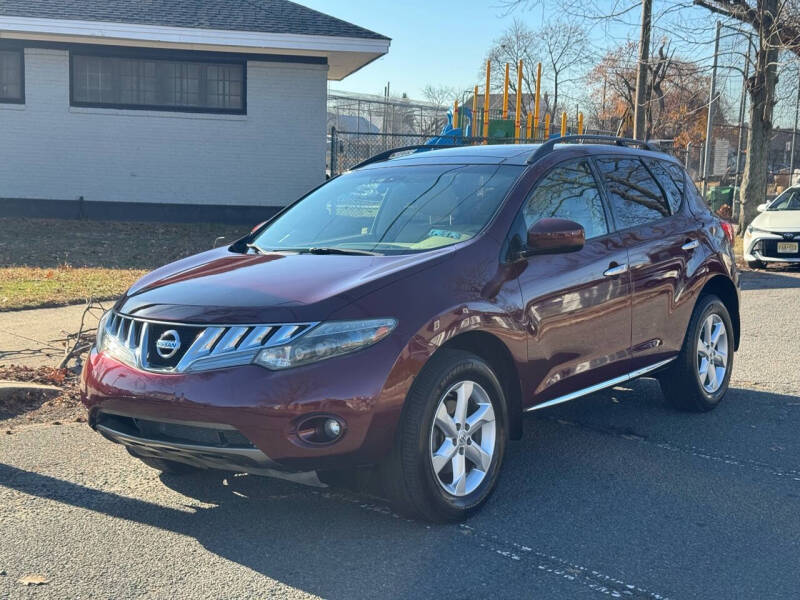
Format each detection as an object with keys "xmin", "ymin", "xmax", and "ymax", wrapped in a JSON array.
[{"xmin": 0, "ymin": 0, "xmax": 389, "ymax": 222}]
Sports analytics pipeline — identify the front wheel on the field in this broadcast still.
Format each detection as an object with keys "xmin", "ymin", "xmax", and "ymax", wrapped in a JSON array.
[
  {"xmin": 659, "ymin": 294, "xmax": 734, "ymax": 412},
  {"xmin": 381, "ymin": 349, "xmax": 507, "ymax": 522}
]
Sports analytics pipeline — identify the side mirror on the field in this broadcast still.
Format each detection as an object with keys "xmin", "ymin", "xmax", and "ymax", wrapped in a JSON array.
[
  {"xmin": 524, "ymin": 218, "xmax": 585, "ymax": 256},
  {"xmin": 756, "ymin": 203, "xmax": 767, "ymax": 213}
]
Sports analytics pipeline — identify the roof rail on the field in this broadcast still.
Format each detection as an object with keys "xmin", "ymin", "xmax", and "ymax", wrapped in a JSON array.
[
  {"xmin": 526, "ymin": 135, "xmax": 661, "ymax": 164},
  {"xmin": 351, "ymin": 144, "xmax": 456, "ymax": 170}
]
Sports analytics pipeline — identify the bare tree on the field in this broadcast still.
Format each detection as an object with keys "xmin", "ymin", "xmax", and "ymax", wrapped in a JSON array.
[
  {"xmin": 482, "ymin": 18, "xmax": 591, "ymax": 120},
  {"xmin": 484, "ymin": 19, "xmax": 540, "ymax": 117},
  {"xmin": 691, "ymin": 0, "xmax": 800, "ymax": 232},
  {"xmin": 539, "ymin": 21, "xmax": 593, "ymax": 118},
  {"xmin": 504, "ymin": 0, "xmax": 800, "ymax": 234},
  {"xmin": 422, "ymin": 84, "xmax": 459, "ymax": 112}
]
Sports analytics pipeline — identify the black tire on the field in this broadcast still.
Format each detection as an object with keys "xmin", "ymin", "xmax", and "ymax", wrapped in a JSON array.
[
  {"xmin": 746, "ymin": 259, "xmax": 764, "ymax": 270},
  {"xmin": 126, "ymin": 447, "xmax": 201, "ymax": 475},
  {"xmin": 658, "ymin": 294, "xmax": 734, "ymax": 412},
  {"xmin": 380, "ymin": 349, "xmax": 507, "ymax": 523}
]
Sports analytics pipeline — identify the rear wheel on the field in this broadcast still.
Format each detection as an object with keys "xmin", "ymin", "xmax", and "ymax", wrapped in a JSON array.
[
  {"xmin": 126, "ymin": 448, "xmax": 201, "ymax": 475},
  {"xmin": 659, "ymin": 294, "xmax": 734, "ymax": 412},
  {"xmin": 381, "ymin": 349, "xmax": 507, "ymax": 522}
]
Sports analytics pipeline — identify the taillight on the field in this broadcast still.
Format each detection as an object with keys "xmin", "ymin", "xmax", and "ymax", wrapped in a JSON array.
[{"xmin": 720, "ymin": 221, "xmax": 735, "ymax": 244}]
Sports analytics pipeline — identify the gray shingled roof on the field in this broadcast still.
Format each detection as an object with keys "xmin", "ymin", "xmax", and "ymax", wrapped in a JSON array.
[{"xmin": 0, "ymin": 0, "xmax": 389, "ymax": 40}]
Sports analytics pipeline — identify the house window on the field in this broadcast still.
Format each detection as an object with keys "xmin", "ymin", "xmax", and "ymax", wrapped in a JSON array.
[
  {"xmin": 0, "ymin": 49, "xmax": 24, "ymax": 103},
  {"xmin": 71, "ymin": 53, "xmax": 245, "ymax": 113}
]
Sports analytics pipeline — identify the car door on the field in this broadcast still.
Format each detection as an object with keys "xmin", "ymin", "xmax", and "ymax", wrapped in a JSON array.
[
  {"xmin": 514, "ymin": 157, "xmax": 632, "ymax": 407},
  {"xmin": 594, "ymin": 155, "xmax": 700, "ymax": 372}
]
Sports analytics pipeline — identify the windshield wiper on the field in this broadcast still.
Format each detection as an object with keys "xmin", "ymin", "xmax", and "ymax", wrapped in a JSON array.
[{"xmin": 306, "ymin": 247, "xmax": 380, "ymax": 256}]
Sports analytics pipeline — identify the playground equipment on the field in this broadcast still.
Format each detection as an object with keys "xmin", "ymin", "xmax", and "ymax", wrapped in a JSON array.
[
  {"xmin": 424, "ymin": 58, "xmax": 588, "ymax": 146},
  {"xmin": 424, "ymin": 105, "xmax": 473, "ymax": 146}
]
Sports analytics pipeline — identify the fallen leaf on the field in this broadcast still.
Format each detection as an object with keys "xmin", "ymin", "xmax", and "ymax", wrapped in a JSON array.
[{"xmin": 18, "ymin": 574, "xmax": 49, "ymax": 586}]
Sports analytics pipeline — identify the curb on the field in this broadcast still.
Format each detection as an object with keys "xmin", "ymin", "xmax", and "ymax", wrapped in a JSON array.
[{"xmin": 0, "ymin": 381, "xmax": 61, "ymax": 400}]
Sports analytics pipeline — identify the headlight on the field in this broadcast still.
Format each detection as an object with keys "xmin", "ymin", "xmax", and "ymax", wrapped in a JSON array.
[
  {"xmin": 95, "ymin": 310, "xmax": 136, "ymax": 365},
  {"xmin": 95, "ymin": 310, "xmax": 112, "ymax": 351},
  {"xmin": 254, "ymin": 318, "xmax": 397, "ymax": 370},
  {"xmin": 746, "ymin": 226, "xmax": 772, "ymax": 236}
]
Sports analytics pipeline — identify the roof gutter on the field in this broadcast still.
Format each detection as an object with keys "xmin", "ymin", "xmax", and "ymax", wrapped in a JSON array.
[{"xmin": 0, "ymin": 15, "xmax": 390, "ymax": 79}]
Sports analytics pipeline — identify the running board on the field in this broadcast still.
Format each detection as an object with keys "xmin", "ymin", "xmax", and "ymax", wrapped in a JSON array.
[{"xmin": 525, "ymin": 358, "xmax": 676, "ymax": 412}]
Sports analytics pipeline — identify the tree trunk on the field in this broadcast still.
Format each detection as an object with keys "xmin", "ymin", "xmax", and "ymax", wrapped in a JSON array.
[{"xmin": 738, "ymin": 0, "xmax": 779, "ymax": 235}]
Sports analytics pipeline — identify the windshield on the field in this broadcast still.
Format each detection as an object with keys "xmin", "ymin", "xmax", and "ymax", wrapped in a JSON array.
[
  {"xmin": 768, "ymin": 188, "xmax": 800, "ymax": 210},
  {"xmin": 251, "ymin": 164, "xmax": 523, "ymax": 255}
]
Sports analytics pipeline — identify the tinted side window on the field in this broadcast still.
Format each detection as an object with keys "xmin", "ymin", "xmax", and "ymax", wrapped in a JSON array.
[
  {"xmin": 523, "ymin": 159, "xmax": 608, "ymax": 240},
  {"xmin": 663, "ymin": 162, "xmax": 686, "ymax": 197},
  {"xmin": 646, "ymin": 160, "xmax": 682, "ymax": 213},
  {"xmin": 596, "ymin": 158, "xmax": 670, "ymax": 229}
]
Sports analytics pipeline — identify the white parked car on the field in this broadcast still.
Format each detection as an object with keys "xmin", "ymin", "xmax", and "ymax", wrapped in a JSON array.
[{"xmin": 743, "ymin": 185, "xmax": 800, "ymax": 269}]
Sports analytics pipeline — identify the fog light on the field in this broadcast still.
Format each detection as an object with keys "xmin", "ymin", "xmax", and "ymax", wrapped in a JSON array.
[
  {"xmin": 323, "ymin": 418, "xmax": 342, "ymax": 439},
  {"xmin": 296, "ymin": 415, "xmax": 346, "ymax": 445}
]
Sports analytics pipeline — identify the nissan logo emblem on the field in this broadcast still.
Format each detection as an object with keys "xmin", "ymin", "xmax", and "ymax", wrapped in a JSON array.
[{"xmin": 155, "ymin": 329, "xmax": 181, "ymax": 359}]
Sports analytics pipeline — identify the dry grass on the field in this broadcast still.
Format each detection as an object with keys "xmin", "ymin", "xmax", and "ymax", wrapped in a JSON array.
[
  {"xmin": 0, "ymin": 218, "xmax": 249, "ymax": 310},
  {"xmin": 0, "ymin": 266, "xmax": 148, "ymax": 310},
  {"xmin": 733, "ymin": 235, "xmax": 743, "ymax": 259}
]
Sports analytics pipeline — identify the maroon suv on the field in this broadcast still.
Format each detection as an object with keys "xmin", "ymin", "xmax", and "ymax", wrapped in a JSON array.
[{"xmin": 81, "ymin": 137, "xmax": 740, "ymax": 522}]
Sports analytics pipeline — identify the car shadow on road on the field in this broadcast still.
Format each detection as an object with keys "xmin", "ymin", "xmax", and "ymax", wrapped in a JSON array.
[
  {"xmin": 741, "ymin": 268, "xmax": 800, "ymax": 290},
  {"xmin": 2, "ymin": 380, "xmax": 799, "ymax": 598}
]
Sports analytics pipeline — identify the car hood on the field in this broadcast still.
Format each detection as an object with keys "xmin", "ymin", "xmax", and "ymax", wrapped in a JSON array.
[
  {"xmin": 116, "ymin": 246, "xmax": 454, "ymax": 324},
  {"xmin": 751, "ymin": 211, "xmax": 800, "ymax": 231}
]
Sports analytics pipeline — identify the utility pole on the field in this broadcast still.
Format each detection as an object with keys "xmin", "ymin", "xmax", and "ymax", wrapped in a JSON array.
[
  {"xmin": 790, "ymin": 72, "xmax": 800, "ymax": 185},
  {"xmin": 633, "ymin": 0, "xmax": 652, "ymax": 140},
  {"xmin": 733, "ymin": 33, "xmax": 752, "ymax": 217},
  {"xmin": 702, "ymin": 21, "xmax": 722, "ymax": 200}
]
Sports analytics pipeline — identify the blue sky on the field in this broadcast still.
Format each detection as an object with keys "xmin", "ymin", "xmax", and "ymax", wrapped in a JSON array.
[
  {"xmin": 301, "ymin": 1, "xmax": 719, "ymax": 99},
  {"xmin": 301, "ymin": 0, "xmax": 563, "ymax": 98},
  {"xmin": 299, "ymin": 1, "xmax": 760, "ymax": 119}
]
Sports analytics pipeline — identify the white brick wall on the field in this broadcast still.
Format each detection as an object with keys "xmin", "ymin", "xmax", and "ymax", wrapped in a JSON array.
[{"xmin": 0, "ymin": 47, "xmax": 327, "ymax": 207}]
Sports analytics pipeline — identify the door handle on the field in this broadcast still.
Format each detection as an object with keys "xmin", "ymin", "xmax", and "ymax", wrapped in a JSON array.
[
  {"xmin": 681, "ymin": 240, "xmax": 699, "ymax": 251},
  {"xmin": 603, "ymin": 263, "xmax": 628, "ymax": 277}
]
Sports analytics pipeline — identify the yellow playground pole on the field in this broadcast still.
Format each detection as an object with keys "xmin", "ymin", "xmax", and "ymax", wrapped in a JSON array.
[
  {"xmin": 515, "ymin": 59, "xmax": 523, "ymax": 141},
  {"xmin": 526, "ymin": 113, "xmax": 533, "ymax": 139},
  {"xmin": 561, "ymin": 111, "xmax": 567, "ymax": 136},
  {"xmin": 502, "ymin": 63, "xmax": 509, "ymax": 119},
  {"xmin": 453, "ymin": 99, "xmax": 459, "ymax": 129},
  {"xmin": 544, "ymin": 113, "xmax": 551, "ymax": 139},
  {"xmin": 578, "ymin": 111, "xmax": 584, "ymax": 135},
  {"xmin": 533, "ymin": 62, "xmax": 541, "ymax": 140},
  {"xmin": 472, "ymin": 85, "xmax": 478, "ymax": 137},
  {"xmin": 483, "ymin": 60, "xmax": 491, "ymax": 139}
]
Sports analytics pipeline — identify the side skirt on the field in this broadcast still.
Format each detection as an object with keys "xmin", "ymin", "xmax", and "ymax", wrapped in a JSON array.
[{"xmin": 524, "ymin": 358, "xmax": 676, "ymax": 412}]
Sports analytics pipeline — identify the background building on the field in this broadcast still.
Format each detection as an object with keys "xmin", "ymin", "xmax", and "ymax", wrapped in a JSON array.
[{"xmin": 0, "ymin": 0, "xmax": 389, "ymax": 222}]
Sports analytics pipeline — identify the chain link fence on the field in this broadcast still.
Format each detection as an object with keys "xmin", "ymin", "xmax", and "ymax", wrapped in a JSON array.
[
  {"xmin": 328, "ymin": 126, "xmax": 618, "ymax": 176},
  {"xmin": 673, "ymin": 123, "xmax": 800, "ymax": 218}
]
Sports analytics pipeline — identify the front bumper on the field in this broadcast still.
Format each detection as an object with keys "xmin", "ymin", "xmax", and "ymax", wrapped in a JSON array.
[
  {"xmin": 81, "ymin": 333, "xmax": 412, "ymax": 472},
  {"xmin": 744, "ymin": 232, "xmax": 800, "ymax": 263}
]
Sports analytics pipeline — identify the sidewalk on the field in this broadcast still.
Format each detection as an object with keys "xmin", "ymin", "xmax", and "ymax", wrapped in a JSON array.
[{"xmin": 0, "ymin": 304, "xmax": 102, "ymax": 367}]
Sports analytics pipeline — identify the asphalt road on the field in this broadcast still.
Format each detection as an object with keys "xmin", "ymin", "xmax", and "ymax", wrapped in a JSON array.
[{"xmin": 2, "ymin": 268, "xmax": 800, "ymax": 599}]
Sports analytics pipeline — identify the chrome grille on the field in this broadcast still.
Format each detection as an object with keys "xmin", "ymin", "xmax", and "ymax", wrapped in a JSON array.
[{"xmin": 101, "ymin": 312, "xmax": 316, "ymax": 373}]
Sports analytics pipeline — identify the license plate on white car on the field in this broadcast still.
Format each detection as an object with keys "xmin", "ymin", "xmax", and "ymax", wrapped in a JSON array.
[{"xmin": 777, "ymin": 242, "xmax": 799, "ymax": 254}]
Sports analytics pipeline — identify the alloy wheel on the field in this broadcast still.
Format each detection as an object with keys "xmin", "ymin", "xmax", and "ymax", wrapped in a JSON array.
[
  {"xmin": 429, "ymin": 380, "xmax": 496, "ymax": 497},
  {"xmin": 697, "ymin": 313, "xmax": 728, "ymax": 393}
]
